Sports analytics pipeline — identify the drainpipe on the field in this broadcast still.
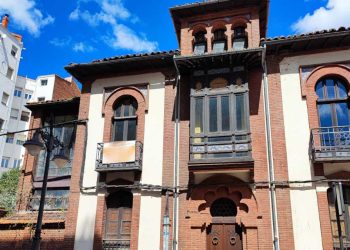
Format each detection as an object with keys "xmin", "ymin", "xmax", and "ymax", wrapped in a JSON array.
[
  {"xmin": 172, "ymin": 56, "xmax": 181, "ymax": 250},
  {"xmin": 262, "ymin": 44, "xmax": 280, "ymax": 250},
  {"xmin": 163, "ymin": 191, "xmax": 170, "ymax": 250}
]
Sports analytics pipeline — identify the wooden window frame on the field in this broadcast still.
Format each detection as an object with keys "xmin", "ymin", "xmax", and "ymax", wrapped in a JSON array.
[
  {"xmin": 112, "ymin": 97, "xmax": 138, "ymax": 142},
  {"xmin": 190, "ymin": 72, "xmax": 251, "ymax": 162},
  {"xmin": 316, "ymin": 77, "xmax": 350, "ymax": 127}
]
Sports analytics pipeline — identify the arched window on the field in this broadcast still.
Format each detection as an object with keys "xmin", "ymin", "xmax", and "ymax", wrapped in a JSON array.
[
  {"xmin": 104, "ymin": 190, "xmax": 133, "ymax": 248},
  {"xmin": 210, "ymin": 198, "xmax": 237, "ymax": 217},
  {"xmin": 316, "ymin": 77, "xmax": 349, "ymax": 128},
  {"xmin": 232, "ymin": 26, "xmax": 247, "ymax": 50},
  {"xmin": 193, "ymin": 31, "xmax": 207, "ymax": 55},
  {"xmin": 113, "ymin": 96, "xmax": 137, "ymax": 141},
  {"xmin": 213, "ymin": 29, "xmax": 227, "ymax": 53}
]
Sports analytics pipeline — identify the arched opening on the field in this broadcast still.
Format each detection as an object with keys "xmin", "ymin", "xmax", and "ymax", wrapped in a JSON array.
[
  {"xmin": 212, "ymin": 28, "xmax": 227, "ymax": 53},
  {"xmin": 112, "ymin": 96, "xmax": 138, "ymax": 141},
  {"xmin": 207, "ymin": 197, "xmax": 242, "ymax": 250},
  {"xmin": 193, "ymin": 30, "xmax": 207, "ymax": 55},
  {"xmin": 104, "ymin": 190, "xmax": 133, "ymax": 249},
  {"xmin": 210, "ymin": 198, "xmax": 237, "ymax": 217},
  {"xmin": 315, "ymin": 77, "xmax": 350, "ymax": 147},
  {"xmin": 232, "ymin": 26, "xmax": 247, "ymax": 50}
]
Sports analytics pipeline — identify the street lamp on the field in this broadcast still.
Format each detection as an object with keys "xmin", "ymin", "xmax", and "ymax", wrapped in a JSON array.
[{"xmin": 23, "ymin": 118, "xmax": 70, "ymax": 250}]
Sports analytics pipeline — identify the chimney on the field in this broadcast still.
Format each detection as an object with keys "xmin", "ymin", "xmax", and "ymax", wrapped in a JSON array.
[{"xmin": 2, "ymin": 14, "xmax": 9, "ymax": 29}]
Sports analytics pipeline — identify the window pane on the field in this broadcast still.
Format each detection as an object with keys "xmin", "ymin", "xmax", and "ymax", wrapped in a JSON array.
[
  {"xmin": 115, "ymin": 104, "xmax": 122, "ymax": 117},
  {"xmin": 194, "ymin": 98, "xmax": 203, "ymax": 134},
  {"xmin": 233, "ymin": 38, "xmax": 246, "ymax": 50},
  {"xmin": 315, "ymin": 81, "xmax": 324, "ymax": 99},
  {"xmin": 337, "ymin": 80, "xmax": 348, "ymax": 98},
  {"xmin": 326, "ymin": 79, "xmax": 336, "ymax": 99},
  {"xmin": 318, "ymin": 104, "xmax": 333, "ymax": 127},
  {"xmin": 130, "ymin": 102, "xmax": 136, "ymax": 116},
  {"xmin": 221, "ymin": 96, "xmax": 230, "ymax": 131},
  {"xmin": 209, "ymin": 97, "xmax": 218, "ymax": 132},
  {"xmin": 213, "ymin": 41, "xmax": 225, "ymax": 53},
  {"xmin": 236, "ymin": 95, "xmax": 246, "ymax": 131},
  {"xmin": 127, "ymin": 119, "xmax": 136, "ymax": 140},
  {"xmin": 124, "ymin": 104, "xmax": 130, "ymax": 116},
  {"xmin": 114, "ymin": 120, "xmax": 124, "ymax": 141},
  {"xmin": 336, "ymin": 103, "xmax": 349, "ymax": 126},
  {"xmin": 194, "ymin": 44, "xmax": 206, "ymax": 54}
]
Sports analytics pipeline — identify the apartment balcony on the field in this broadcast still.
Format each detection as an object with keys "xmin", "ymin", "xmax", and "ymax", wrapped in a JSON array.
[
  {"xmin": 96, "ymin": 141, "xmax": 143, "ymax": 172},
  {"xmin": 310, "ymin": 126, "xmax": 350, "ymax": 162}
]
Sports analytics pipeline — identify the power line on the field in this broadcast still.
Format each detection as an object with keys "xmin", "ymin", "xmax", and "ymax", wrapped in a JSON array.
[{"xmin": 0, "ymin": 119, "xmax": 88, "ymax": 137}]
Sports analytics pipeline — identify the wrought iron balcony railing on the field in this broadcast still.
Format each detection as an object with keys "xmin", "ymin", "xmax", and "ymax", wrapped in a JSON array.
[
  {"xmin": 96, "ymin": 141, "xmax": 143, "ymax": 172},
  {"xmin": 102, "ymin": 239, "xmax": 130, "ymax": 250},
  {"xmin": 310, "ymin": 126, "xmax": 350, "ymax": 162}
]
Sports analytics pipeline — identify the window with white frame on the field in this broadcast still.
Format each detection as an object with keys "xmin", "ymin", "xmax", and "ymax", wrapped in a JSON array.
[
  {"xmin": 13, "ymin": 159, "xmax": 21, "ymax": 168},
  {"xmin": 11, "ymin": 45, "xmax": 18, "ymax": 57},
  {"xmin": 24, "ymin": 92, "xmax": 33, "ymax": 100},
  {"xmin": 20, "ymin": 111, "xmax": 30, "ymax": 122},
  {"xmin": 40, "ymin": 79, "xmax": 48, "ymax": 86},
  {"xmin": 1, "ymin": 157, "xmax": 10, "ymax": 168},
  {"xmin": 6, "ymin": 67, "xmax": 14, "ymax": 80},
  {"xmin": 1, "ymin": 92, "xmax": 9, "ymax": 106},
  {"xmin": 14, "ymin": 88, "xmax": 22, "ymax": 98},
  {"xmin": 0, "ymin": 119, "xmax": 4, "ymax": 131},
  {"xmin": 6, "ymin": 134, "xmax": 14, "ymax": 143},
  {"xmin": 10, "ymin": 108, "xmax": 19, "ymax": 120}
]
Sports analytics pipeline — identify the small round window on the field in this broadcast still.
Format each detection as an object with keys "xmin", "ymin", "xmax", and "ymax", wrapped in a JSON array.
[{"xmin": 210, "ymin": 198, "xmax": 237, "ymax": 217}]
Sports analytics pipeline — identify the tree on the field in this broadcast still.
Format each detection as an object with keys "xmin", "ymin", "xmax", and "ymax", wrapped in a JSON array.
[{"xmin": 0, "ymin": 168, "xmax": 20, "ymax": 213}]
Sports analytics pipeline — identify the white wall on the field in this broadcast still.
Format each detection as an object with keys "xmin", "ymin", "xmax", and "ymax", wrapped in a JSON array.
[
  {"xmin": 32, "ymin": 75, "xmax": 55, "ymax": 101},
  {"xmin": 0, "ymin": 24, "xmax": 22, "ymax": 174},
  {"xmin": 74, "ymin": 72, "xmax": 166, "ymax": 250},
  {"xmin": 280, "ymin": 49, "xmax": 350, "ymax": 250}
]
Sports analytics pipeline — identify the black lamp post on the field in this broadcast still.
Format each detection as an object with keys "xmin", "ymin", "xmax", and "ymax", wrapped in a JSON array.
[{"xmin": 23, "ymin": 118, "xmax": 70, "ymax": 250}]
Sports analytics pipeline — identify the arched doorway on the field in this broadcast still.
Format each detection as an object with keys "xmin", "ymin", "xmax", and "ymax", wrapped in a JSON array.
[{"xmin": 207, "ymin": 198, "xmax": 243, "ymax": 250}]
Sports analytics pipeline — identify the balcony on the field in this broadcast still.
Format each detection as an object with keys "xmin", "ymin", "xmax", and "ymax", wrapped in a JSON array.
[
  {"xmin": 310, "ymin": 126, "xmax": 350, "ymax": 162},
  {"xmin": 189, "ymin": 133, "xmax": 253, "ymax": 167},
  {"xmin": 102, "ymin": 239, "xmax": 130, "ymax": 250},
  {"xmin": 96, "ymin": 141, "xmax": 143, "ymax": 172}
]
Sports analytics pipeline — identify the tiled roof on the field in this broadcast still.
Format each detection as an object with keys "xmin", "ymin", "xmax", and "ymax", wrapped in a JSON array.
[
  {"xmin": 26, "ymin": 97, "xmax": 80, "ymax": 107},
  {"xmin": 261, "ymin": 26, "xmax": 350, "ymax": 43},
  {"xmin": 68, "ymin": 50, "xmax": 179, "ymax": 66}
]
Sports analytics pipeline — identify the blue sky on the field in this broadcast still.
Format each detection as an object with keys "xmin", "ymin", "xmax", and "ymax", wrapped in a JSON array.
[{"xmin": 1, "ymin": 0, "xmax": 350, "ymax": 80}]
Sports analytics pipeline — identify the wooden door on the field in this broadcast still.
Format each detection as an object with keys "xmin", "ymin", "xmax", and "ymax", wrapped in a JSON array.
[{"xmin": 207, "ymin": 223, "xmax": 242, "ymax": 250}]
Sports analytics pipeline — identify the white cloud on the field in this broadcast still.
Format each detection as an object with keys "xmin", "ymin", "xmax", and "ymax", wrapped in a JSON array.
[
  {"xmin": 72, "ymin": 42, "xmax": 95, "ymax": 53},
  {"xmin": 292, "ymin": 0, "xmax": 350, "ymax": 33},
  {"xmin": 49, "ymin": 37, "xmax": 71, "ymax": 47},
  {"xmin": 0, "ymin": 0, "xmax": 54, "ymax": 36},
  {"xmin": 69, "ymin": 0, "xmax": 158, "ymax": 53},
  {"xmin": 108, "ymin": 24, "xmax": 158, "ymax": 52}
]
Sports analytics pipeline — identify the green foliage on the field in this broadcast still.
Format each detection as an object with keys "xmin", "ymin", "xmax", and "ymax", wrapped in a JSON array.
[{"xmin": 0, "ymin": 168, "xmax": 20, "ymax": 213}]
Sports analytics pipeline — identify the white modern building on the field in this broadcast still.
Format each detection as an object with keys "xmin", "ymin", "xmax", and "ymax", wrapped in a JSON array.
[
  {"xmin": 0, "ymin": 14, "xmax": 23, "ymax": 174},
  {"xmin": 0, "ymin": 74, "xmax": 80, "ymax": 174}
]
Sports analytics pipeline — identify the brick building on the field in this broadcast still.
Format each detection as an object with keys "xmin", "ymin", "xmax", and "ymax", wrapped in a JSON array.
[{"xmin": 2, "ymin": 0, "xmax": 350, "ymax": 249}]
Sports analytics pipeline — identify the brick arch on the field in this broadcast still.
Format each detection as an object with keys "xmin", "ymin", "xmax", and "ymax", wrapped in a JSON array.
[
  {"xmin": 103, "ymin": 87, "xmax": 146, "ymax": 143},
  {"xmin": 211, "ymin": 19, "xmax": 228, "ymax": 31},
  {"xmin": 302, "ymin": 64, "xmax": 350, "ymax": 131},
  {"xmin": 191, "ymin": 174, "xmax": 258, "ymax": 226},
  {"xmin": 231, "ymin": 16, "xmax": 250, "ymax": 28},
  {"xmin": 190, "ymin": 23, "xmax": 208, "ymax": 35}
]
